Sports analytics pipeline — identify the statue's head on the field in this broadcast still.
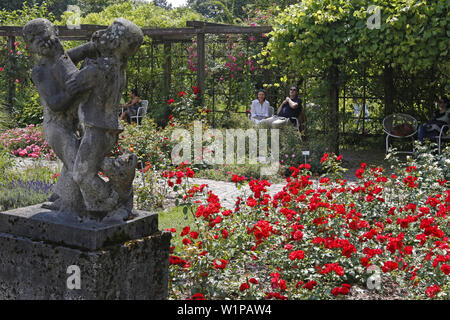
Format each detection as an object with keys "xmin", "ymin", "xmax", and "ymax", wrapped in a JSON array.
[
  {"xmin": 23, "ymin": 18, "xmax": 61, "ymax": 57},
  {"xmin": 92, "ymin": 18, "xmax": 143, "ymax": 58}
]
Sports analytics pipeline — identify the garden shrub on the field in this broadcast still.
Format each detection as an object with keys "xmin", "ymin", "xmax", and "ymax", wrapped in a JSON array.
[
  {"xmin": 0, "ymin": 124, "xmax": 55, "ymax": 159},
  {"xmin": 0, "ymin": 179, "xmax": 54, "ymax": 211},
  {"xmin": 157, "ymin": 151, "xmax": 449, "ymax": 300},
  {"xmin": 0, "ymin": 156, "xmax": 58, "ymax": 211}
]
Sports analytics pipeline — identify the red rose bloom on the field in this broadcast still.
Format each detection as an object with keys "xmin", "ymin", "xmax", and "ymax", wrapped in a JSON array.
[
  {"xmin": 193, "ymin": 86, "xmax": 200, "ymax": 94},
  {"xmin": 289, "ymin": 250, "xmax": 305, "ymax": 261},
  {"xmin": 180, "ymin": 226, "xmax": 190, "ymax": 236},
  {"xmin": 425, "ymin": 284, "xmax": 441, "ymax": 298},
  {"xmin": 303, "ymin": 280, "xmax": 317, "ymax": 290},
  {"xmin": 189, "ymin": 231, "xmax": 199, "ymax": 239},
  {"xmin": 239, "ymin": 283, "xmax": 250, "ymax": 291},
  {"xmin": 213, "ymin": 259, "xmax": 228, "ymax": 269},
  {"xmin": 441, "ymin": 264, "xmax": 450, "ymax": 275},
  {"xmin": 189, "ymin": 293, "xmax": 205, "ymax": 300}
]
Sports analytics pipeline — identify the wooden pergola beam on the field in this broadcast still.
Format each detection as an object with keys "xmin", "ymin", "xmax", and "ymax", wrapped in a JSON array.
[{"xmin": 0, "ymin": 22, "xmax": 272, "ymax": 41}]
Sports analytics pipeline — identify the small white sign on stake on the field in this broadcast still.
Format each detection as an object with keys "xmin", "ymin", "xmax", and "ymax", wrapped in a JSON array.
[{"xmin": 302, "ymin": 150, "xmax": 310, "ymax": 164}]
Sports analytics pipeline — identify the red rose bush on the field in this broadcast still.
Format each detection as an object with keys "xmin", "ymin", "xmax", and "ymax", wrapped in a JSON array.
[{"xmin": 161, "ymin": 148, "xmax": 449, "ymax": 300}]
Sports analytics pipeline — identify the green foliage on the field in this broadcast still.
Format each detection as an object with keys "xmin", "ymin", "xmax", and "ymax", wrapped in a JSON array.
[
  {"xmin": 263, "ymin": 0, "xmax": 449, "ymax": 151},
  {"xmin": 64, "ymin": 1, "xmax": 204, "ymax": 27},
  {"xmin": 279, "ymin": 124, "xmax": 305, "ymax": 174},
  {"xmin": 0, "ymin": 182, "xmax": 53, "ymax": 211},
  {"xmin": 0, "ymin": 156, "xmax": 58, "ymax": 211},
  {"xmin": 266, "ymin": 0, "xmax": 448, "ymax": 79},
  {"xmin": 387, "ymin": 141, "xmax": 450, "ymax": 181},
  {"xmin": 13, "ymin": 88, "xmax": 43, "ymax": 126},
  {"xmin": 0, "ymin": 149, "xmax": 13, "ymax": 184},
  {"xmin": 159, "ymin": 206, "xmax": 196, "ymax": 248},
  {"xmin": 186, "ymin": 0, "xmax": 295, "ymax": 23},
  {"xmin": 58, "ymin": 1, "xmax": 206, "ymax": 126},
  {"xmin": 153, "ymin": 0, "xmax": 173, "ymax": 10},
  {"xmin": 0, "ymin": 2, "xmax": 51, "ymax": 127},
  {"xmin": 115, "ymin": 117, "xmax": 176, "ymax": 170},
  {"xmin": 167, "ymin": 88, "xmax": 206, "ymax": 126},
  {"xmin": 0, "ymin": 2, "xmax": 55, "ymax": 25},
  {"xmin": 0, "ymin": 105, "xmax": 11, "ymax": 131},
  {"xmin": 164, "ymin": 156, "xmax": 449, "ymax": 299}
]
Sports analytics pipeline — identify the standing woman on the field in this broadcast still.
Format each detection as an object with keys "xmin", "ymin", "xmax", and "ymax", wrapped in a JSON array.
[{"xmin": 250, "ymin": 89, "xmax": 271, "ymax": 125}]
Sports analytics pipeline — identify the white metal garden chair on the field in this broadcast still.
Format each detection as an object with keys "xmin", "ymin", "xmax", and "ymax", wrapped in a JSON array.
[
  {"xmin": 382, "ymin": 113, "xmax": 418, "ymax": 154},
  {"xmin": 130, "ymin": 100, "xmax": 148, "ymax": 125},
  {"xmin": 437, "ymin": 124, "xmax": 449, "ymax": 154}
]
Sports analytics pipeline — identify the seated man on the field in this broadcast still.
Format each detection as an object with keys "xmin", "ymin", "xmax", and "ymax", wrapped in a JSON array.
[
  {"xmin": 260, "ymin": 85, "xmax": 302, "ymax": 129},
  {"xmin": 418, "ymin": 97, "xmax": 449, "ymax": 141},
  {"xmin": 250, "ymin": 89, "xmax": 271, "ymax": 125},
  {"xmin": 120, "ymin": 88, "xmax": 142, "ymax": 123}
]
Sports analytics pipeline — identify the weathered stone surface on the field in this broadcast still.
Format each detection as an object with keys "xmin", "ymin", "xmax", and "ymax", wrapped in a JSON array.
[
  {"xmin": 0, "ymin": 204, "xmax": 158, "ymax": 250},
  {"xmin": 0, "ymin": 204, "xmax": 170, "ymax": 299},
  {"xmin": 0, "ymin": 230, "xmax": 171, "ymax": 299}
]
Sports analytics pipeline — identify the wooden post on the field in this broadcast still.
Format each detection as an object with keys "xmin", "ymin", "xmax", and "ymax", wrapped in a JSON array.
[
  {"xmin": 384, "ymin": 64, "xmax": 394, "ymax": 116},
  {"xmin": 196, "ymin": 30, "xmax": 205, "ymax": 105},
  {"xmin": 262, "ymin": 38, "xmax": 271, "ymax": 101},
  {"xmin": 7, "ymin": 36, "xmax": 16, "ymax": 113},
  {"xmin": 163, "ymin": 41, "xmax": 172, "ymax": 100},
  {"xmin": 328, "ymin": 62, "xmax": 340, "ymax": 154}
]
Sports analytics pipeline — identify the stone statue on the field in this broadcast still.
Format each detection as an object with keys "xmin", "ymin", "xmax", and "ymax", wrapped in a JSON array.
[
  {"xmin": 23, "ymin": 18, "xmax": 143, "ymax": 221},
  {"xmin": 23, "ymin": 18, "xmax": 86, "ymax": 213}
]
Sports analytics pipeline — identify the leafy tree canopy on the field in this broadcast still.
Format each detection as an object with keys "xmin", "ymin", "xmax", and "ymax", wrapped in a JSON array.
[
  {"xmin": 153, "ymin": 0, "xmax": 172, "ymax": 10},
  {"xmin": 265, "ymin": 0, "xmax": 449, "ymax": 83},
  {"xmin": 186, "ymin": 0, "xmax": 296, "ymax": 24},
  {"xmin": 60, "ymin": 1, "xmax": 204, "ymax": 27},
  {"xmin": 0, "ymin": 0, "xmax": 129, "ymax": 18}
]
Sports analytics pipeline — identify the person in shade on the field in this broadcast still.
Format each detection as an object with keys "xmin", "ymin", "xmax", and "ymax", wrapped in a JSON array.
[
  {"xmin": 260, "ymin": 85, "xmax": 302, "ymax": 128},
  {"xmin": 120, "ymin": 88, "xmax": 142, "ymax": 123},
  {"xmin": 250, "ymin": 89, "xmax": 271, "ymax": 125},
  {"xmin": 418, "ymin": 96, "xmax": 449, "ymax": 142}
]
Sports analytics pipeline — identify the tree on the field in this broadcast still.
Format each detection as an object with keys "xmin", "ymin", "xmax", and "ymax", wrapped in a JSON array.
[
  {"xmin": 264, "ymin": 0, "xmax": 449, "ymax": 152},
  {"xmin": 153, "ymin": 0, "xmax": 172, "ymax": 10}
]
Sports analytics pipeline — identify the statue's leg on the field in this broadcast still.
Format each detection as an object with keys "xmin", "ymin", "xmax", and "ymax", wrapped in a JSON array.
[
  {"xmin": 73, "ymin": 125, "xmax": 119, "ymax": 214},
  {"xmin": 43, "ymin": 122, "xmax": 84, "ymax": 211}
]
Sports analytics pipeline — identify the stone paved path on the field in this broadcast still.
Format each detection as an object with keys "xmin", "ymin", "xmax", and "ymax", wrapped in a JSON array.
[{"xmin": 187, "ymin": 178, "xmax": 285, "ymax": 209}]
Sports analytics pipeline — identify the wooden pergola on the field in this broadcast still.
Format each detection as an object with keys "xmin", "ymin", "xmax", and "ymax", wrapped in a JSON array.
[{"xmin": 0, "ymin": 21, "xmax": 272, "ymax": 108}]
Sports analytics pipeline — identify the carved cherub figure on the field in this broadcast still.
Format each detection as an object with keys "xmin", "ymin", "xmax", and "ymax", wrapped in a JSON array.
[
  {"xmin": 23, "ymin": 18, "xmax": 91, "ymax": 213},
  {"xmin": 65, "ymin": 18, "xmax": 143, "ymax": 219}
]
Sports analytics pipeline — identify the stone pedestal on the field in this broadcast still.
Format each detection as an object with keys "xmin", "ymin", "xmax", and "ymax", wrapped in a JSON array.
[{"xmin": 0, "ymin": 204, "xmax": 171, "ymax": 299}]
